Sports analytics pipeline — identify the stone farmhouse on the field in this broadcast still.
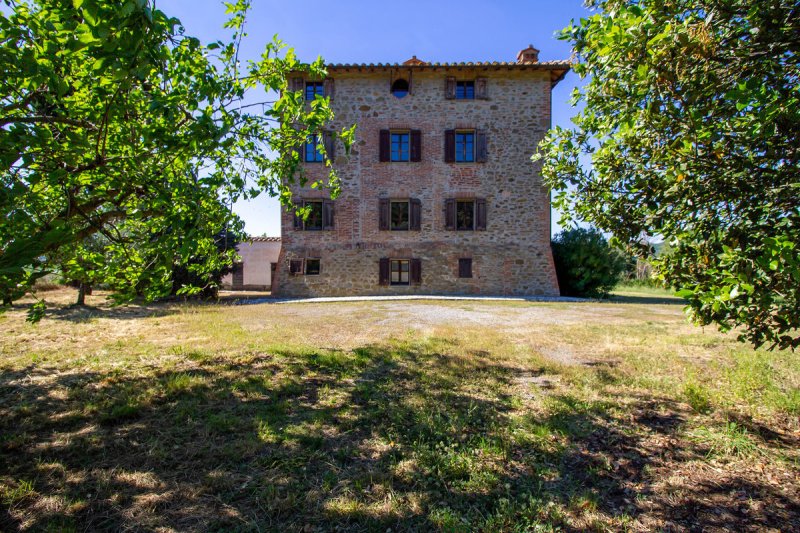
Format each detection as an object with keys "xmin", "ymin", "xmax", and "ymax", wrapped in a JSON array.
[{"xmin": 272, "ymin": 46, "xmax": 570, "ymax": 297}]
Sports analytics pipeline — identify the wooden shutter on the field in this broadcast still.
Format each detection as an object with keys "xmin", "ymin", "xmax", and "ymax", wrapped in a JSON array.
[
  {"xmin": 378, "ymin": 198, "xmax": 390, "ymax": 230},
  {"xmin": 458, "ymin": 258, "xmax": 472, "ymax": 278},
  {"xmin": 445, "ymin": 77, "xmax": 456, "ymax": 99},
  {"xmin": 476, "ymin": 130, "xmax": 487, "ymax": 163},
  {"xmin": 476, "ymin": 77, "xmax": 488, "ymax": 99},
  {"xmin": 445, "ymin": 199, "xmax": 455, "ymax": 230},
  {"xmin": 323, "ymin": 199, "xmax": 335, "ymax": 230},
  {"xmin": 323, "ymin": 78, "xmax": 335, "ymax": 100},
  {"xmin": 444, "ymin": 130, "xmax": 455, "ymax": 163},
  {"xmin": 379, "ymin": 258, "xmax": 390, "ymax": 286},
  {"xmin": 476, "ymin": 198, "xmax": 487, "ymax": 231},
  {"xmin": 410, "ymin": 198, "xmax": 421, "ymax": 231},
  {"xmin": 289, "ymin": 259, "xmax": 303, "ymax": 275},
  {"xmin": 291, "ymin": 77, "xmax": 304, "ymax": 94},
  {"xmin": 379, "ymin": 129, "xmax": 390, "ymax": 162},
  {"xmin": 323, "ymin": 130, "xmax": 335, "ymax": 159},
  {"xmin": 410, "ymin": 258, "xmax": 422, "ymax": 285},
  {"xmin": 410, "ymin": 130, "xmax": 422, "ymax": 162},
  {"xmin": 293, "ymin": 204, "xmax": 304, "ymax": 230}
]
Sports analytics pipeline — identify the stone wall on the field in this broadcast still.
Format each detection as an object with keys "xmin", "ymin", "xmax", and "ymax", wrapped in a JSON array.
[{"xmin": 273, "ymin": 67, "xmax": 560, "ymax": 297}]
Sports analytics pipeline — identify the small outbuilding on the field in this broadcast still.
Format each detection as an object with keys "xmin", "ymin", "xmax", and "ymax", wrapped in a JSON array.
[{"xmin": 221, "ymin": 237, "xmax": 281, "ymax": 291}]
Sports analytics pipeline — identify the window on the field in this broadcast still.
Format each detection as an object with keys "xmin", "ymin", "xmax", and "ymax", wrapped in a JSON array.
[
  {"xmin": 455, "ymin": 131, "xmax": 475, "ymax": 162},
  {"xmin": 305, "ymin": 258, "xmax": 320, "ymax": 275},
  {"xmin": 305, "ymin": 81, "xmax": 324, "ymax": 101},
  {"xmin": 303, "ymin": 201, "xmax": 323, "ymax": 230},
  {"xmin": 391, "ymin": 259, "xmax": 410, "ymax": 285},
  {"xmin": 456, "ymin": 200, "xmax": 475, "ymax": 231},
  {"xmin": 391, "ymin": 132, "xmax": 410, "ymax": 162},
  {"xmin": 305, "ymin": 134, "xmax": 324, "ymax": 163},
  {"xmin": 445, "ymin": 198, "xmax": 486, "ymax": 231},
  {"xmin": 456, "ymin": 81, "xmax": 475, "ymax": 99},
  {"xmin": 391, "ymin": 78, "xmax": 409, "ymax": 98},
  {"xmin": 458, "ymin": 258, "xmax": 473, "ymax": 278},
  {"xmin": 289, "ymin": 259, "xmax": 303, "ymax": 275},
  {"xmin": 390, "ymin": 201, "xmax": 409, "ymax": 231}
]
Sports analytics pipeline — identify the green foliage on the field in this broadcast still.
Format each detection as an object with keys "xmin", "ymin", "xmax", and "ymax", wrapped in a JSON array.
[
  {"xmin": 535, "ymin": 0, "xmax": 800, "ymax": 349},
  {"xmin": 0, "ymin": 0, "xmax": 355, "ymax": 317},
  {"xmin": 551, "ymin": 227, "xmax": 626, "ymax": 298},
  {"xmin": 683, "ymin": 381, "xmax": 712, "ymax": 414}
]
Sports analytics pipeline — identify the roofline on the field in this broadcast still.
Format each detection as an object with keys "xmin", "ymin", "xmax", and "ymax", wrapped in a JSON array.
[{"xmin": 322, "ymin": 61, "xmax": 571, "ymax": 88}]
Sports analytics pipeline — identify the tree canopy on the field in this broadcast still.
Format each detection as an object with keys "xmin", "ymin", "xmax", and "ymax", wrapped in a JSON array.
[
  {"xmin": 537, "ymin": 0, "xmax": 800, "ymax": 349},
  {"xmin": 0, "ymin": 0, "xmax": 353, "ymax": 318}
]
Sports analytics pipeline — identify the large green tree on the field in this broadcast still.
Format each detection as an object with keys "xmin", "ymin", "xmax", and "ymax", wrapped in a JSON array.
[
  {"xmin": 537, "ymin": 0, "xmax": 799, "ymax": 349},
  {"xmin": 1, "ymin": 0, "xmax": 353, "ymax": 318}
]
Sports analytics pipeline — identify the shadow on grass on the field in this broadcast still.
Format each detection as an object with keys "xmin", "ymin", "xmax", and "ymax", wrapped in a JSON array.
[
  {"xmin": 608, "ymin": 293, "xmax": 686, "ymax": 305},
  {"xmin": 1, "ymin": 342, "xmax": 797, "ymax": 531}
]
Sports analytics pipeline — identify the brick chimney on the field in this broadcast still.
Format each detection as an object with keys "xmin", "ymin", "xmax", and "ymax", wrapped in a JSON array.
[{"xmin": 516, "ymin": 44, "xmax": 540, "ymax": 63}]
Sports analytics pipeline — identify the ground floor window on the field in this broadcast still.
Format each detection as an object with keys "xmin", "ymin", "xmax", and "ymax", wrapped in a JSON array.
[
  {"xmin": 458, "ymin": 258, "xmax": 473, "ymax": 278},
  {"xmin": 391, "ymin": 259, "xmax": 409, "ymax": 285},
  {"xmin": 305, "ymin": 258, "xmax": 321, "ymax": 275}
]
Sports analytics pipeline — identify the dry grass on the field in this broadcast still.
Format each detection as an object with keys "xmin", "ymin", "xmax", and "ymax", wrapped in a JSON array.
[{"xmin": 1, "ymin": 287, "xmax": 798, "ymax": 531}]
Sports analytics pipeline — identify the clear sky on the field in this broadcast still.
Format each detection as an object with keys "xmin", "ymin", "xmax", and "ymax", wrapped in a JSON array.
[{"xmin": 166, "ymin": 0, "xmax": 592, "ymax": 237}]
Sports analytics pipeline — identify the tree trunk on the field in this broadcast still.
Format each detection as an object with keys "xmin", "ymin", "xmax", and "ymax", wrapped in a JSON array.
[{"xmin": 76, "ymin": 283, "xmax": 87, "ymax": 306}]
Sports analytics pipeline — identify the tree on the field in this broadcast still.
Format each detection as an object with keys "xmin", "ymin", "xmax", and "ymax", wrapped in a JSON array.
[
  {"xmin": 0, "ymin": 0, "xmax": 354, "ymax": 319},
  {"xmin": 536, "ymin": 0, "xmax": 800, "ymax": 349},
  {"xmin": 551, "ymin": 227, "xmax": 626, "ymax": 298}
]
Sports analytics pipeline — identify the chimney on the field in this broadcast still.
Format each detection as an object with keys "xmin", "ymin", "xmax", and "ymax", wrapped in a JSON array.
[{"xmin": 516, "ymin": 44, "xmax": 540, "ymax": 63}]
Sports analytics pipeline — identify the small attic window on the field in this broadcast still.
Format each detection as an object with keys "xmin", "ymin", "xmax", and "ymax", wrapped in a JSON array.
[{"xmin": 391, "ymin": 79, "xmax": 409, "ymax": 98}]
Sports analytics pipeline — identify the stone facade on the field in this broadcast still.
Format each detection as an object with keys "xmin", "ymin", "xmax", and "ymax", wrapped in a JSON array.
[{"xmin": 273, "ymin": 49, "xmax": 569, "ymax": 297}]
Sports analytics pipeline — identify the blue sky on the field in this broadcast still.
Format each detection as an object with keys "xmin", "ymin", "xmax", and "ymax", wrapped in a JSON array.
[{"xmin": 167, "ymin": 0, "xmax": 592, "ymax": 236}]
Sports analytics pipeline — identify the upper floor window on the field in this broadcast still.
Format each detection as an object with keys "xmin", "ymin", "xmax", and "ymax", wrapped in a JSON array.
[
  {"xmin": 456, "ymin": 200, "xmax": 475, "ymax": 230},
  {"xmin": 293, "ymin": 199, "xmax": 335, "ymax": 231},
  {"xmin": 305, "ymin": 134, "xmax": 324, "ymax": 163},
  {"xmin": 391, "ymin": 201, "xmax": 409, "ymax": 231},
  {"xmin": 391, "ymin": 78, "xmax": 409, "ymax": 98},
  {"xmin": 305, "ymin": 81, "xmax": 324, "ymax": 101},
  {"xmin": 455, "ymin": 131, "xmax": 475, "ymax": 162},
  {"xmin": 391, "ymin": 131, "xmax": 410, "ymax": 162},
  {"xmin": 456, "ymin": 81, "xmax": 475, "ymax": 99},
  {"xmin": 379, "ymin": 198, "xmax": 421, "ymax": 231},
  {"xmin": 445, "ymin": 198, "xmax": 487, "ymax": 231}
]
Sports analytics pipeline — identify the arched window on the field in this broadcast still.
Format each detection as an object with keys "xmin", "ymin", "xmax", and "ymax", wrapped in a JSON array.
[{"xmin": 391, "ymin": 78, "xmax": 409, "ymax": 98}]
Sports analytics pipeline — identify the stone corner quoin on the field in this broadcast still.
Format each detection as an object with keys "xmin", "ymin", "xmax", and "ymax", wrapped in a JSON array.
[{"xmin": 273, "ymin": 47, "xmax": 570, "ymax": 298}]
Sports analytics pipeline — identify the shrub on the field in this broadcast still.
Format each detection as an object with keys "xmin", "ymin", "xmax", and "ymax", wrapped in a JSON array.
[{"xmin": 551, "ymin": 228, "xmax": 626, "ymax": 298}]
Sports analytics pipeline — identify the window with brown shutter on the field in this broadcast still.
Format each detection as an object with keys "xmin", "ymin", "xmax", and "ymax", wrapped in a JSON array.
[
  {"xmin": 379, "ymin": 198, "xmax": 390, "ymax": 230},
  {"xmin": 476, "ymin": 198, "xmax": 487, "ymax": 230},
  {"xmin": 458, "ymin": 258, "xmax": 473, "ymax": 278},
  {"xmin": 410, "ymin": 198, "xmax": 421, "ymax": 231},
  {"xmin": 445, "ymin": 77, "xmax": 456, "ymax": 99},
  {"xmin": 445, "ymin": 199, "xmax": 455, "ymax": 230},
  {"xmin": 322, "ymin": 199, "xmax": 335, "ymax": 230},
  {"xmin": 379, "ymin": 130, "xmax": 390, "ymax": 162},
  {"xmin": 323, "ymin": 78, "xmax": 335, "ymax": 100},
  {"xmin": 293, "ymin": 205, "xmax": 303, "ymax": 230},
  {"xmin": 291, "ymin": 77, "xmax": 304, "ymax": 93},
  {"xmin": 476, "ymin": 130, "xmax": 487, "ymax": 163},
  {"xmin": 323, "ymin": 131, "xmax": 335, "ymax": 160},
  {"xmin": 444, "ymin": 130, "xmax": 455, "ymax": 163},
  {"xmin": 289, "ymin": 259, "xmax": 303, "ymax": 275},
  {"xmin": 410, "ymin": 258, "xmax": 422, "ymax": 285},
  {"xmin": 410, "ymin": 130, "xmax": 422, "ymax": 162},
  {"xmin": 379, "ymin": 258, "xmax": 390, "ymax": 285},
  {"xmin": 476, "ymin": 77, "xmax": 488, "ymax": 99},
  {"xmin": 305, "ymin": 81, "xmax": 324, "ymax": 101}
]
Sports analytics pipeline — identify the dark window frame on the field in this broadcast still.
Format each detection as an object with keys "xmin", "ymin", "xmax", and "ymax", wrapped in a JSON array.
[
  {"xmin": 455, "ymin": 80, "xmax": 475, "ymax": 100},
  {"xmin": 302, "ymin": 200, "xmax": 324, "ymax": 231},
  {"xmin": 390, "ymin": 200, "xmax": 410, "ymax": 231},
  {"xmin": 456, "ymin": 199, "xmax": 476, "ymax": 231},
  {"xmin": 390, "ymin": 130, "xmax": 411, "ymax": 162},
  {"xmin": 391, "ymin": 78, "xmax": 409, "ymax": 98},
  {"xmin": 304, "ymin": 134, "xmax": 324, "ymax": 163},
  {"xmin": 390, "ymin": 259, "xmax": 410, "ymax": 285},
  {"xmin": 305, "ymin": 81, "xmax": 324, "ymax": 101},
  {"xmin": 455, "ymin": 130, "xmax": 475, "ymax": 162},
  {"xmin": 305, "ymin": 258, "xmax": 321, "ymax": 276},
  {"xmin": 458, "ymin": 258, "xmax": 473, "ymax": 278}
]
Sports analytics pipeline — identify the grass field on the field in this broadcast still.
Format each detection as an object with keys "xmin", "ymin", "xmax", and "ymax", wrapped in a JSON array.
[{"xmin": 1, "ymin": 287, "xmax": 798, "ymax": 531}]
